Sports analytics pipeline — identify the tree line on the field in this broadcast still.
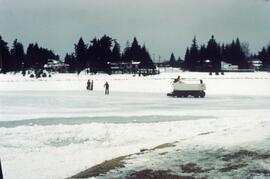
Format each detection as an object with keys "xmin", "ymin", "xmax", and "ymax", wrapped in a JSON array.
[
  {"xmin": 0, "ymin": 36, "xmax": 59, "ymax": 73},
  {"xmin": 1, "ymin": 34, "xmax": 270, "ymax": 73},
  {"xmin": 257, "ymin": 45, "xmax": 270, "ymax": 67},
  {"xmin": 168, "ymin": 36, "xmax": 270, "ymax": 71},
  {"xmin": 64, "ymin": 35, "xmax": 155, "ymax": 73},
  {"xmin": 183, "ymin": 36, "xmax": 248, "ymax": 71}
]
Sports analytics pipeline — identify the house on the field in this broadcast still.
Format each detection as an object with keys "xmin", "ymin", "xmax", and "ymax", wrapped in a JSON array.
[
  {"xmin": 221, "ymin": 61, "xmax": 238, "ymax": 71},
  {"xmin": 248, "ymin": 59, "xmax": 262, "ymax": 71},
  {"xmin": 107, "ymin": 61, "xmax": 141, "ymax": 74},
  {"xmin": 44, "ymin": 59, "xmax": 69, "ymax": 73}
]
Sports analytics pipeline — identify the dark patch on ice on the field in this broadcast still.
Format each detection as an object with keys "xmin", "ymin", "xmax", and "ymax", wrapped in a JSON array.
[
  {"xmin": 0, "ymin": 115, "xmax": 216, "ymax": 128},
  {"xmin": 127, "ymin": 169, "xmax": 195, "ymax": 179},
  {"xmin": 180, "ymin": 163, "xmax": 203, "ymax": 173},
  {"xmin": 140, "ymin": 148, "xmax": 149, "ymax": 153},
  {"xmin": 222, "ymin": 150, "xmax": 270, "ymax": 161},
  {"xmin": 159, "ymin": 152, "xmax": 168, "ymax": 156},
  {"xmin": 139, "ymin": 142, "xmax": 177, "ymax": 154},
  {"xmin": 70, "ymin": 155, "xmax": 129, "ymax": 178},
  {"xmin": 152, "ymin": 142, "xmax": 176, "ymax": 150},
  {"xmin": 46, "ymin": 137, "xmax": 89, "ymax": 147},
  {"xmin": 250, "ymin": 169, "xmax": 270, "ymax": 176},
  {"xmin": 219, "ymin": 163, "xmax": 248, "ymax": 172},
  {"xmin": 198, "ymin": 131, "xmax": 214, "ymax": 136}
]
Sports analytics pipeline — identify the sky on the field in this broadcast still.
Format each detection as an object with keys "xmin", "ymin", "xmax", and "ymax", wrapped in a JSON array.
[{"xmin": 0, "ymin": 0, "xmax": 269, "ymax": 61}]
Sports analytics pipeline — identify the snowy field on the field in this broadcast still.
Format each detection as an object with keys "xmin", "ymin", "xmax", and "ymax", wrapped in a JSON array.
[{"xmin": 0, "ymin": 72, "xmax": 270, "ymax": 179}]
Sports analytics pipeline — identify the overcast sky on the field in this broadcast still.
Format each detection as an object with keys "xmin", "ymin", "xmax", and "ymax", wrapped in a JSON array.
[{"xmin": 0, "ymin": 0, "xmax": 269, "ymax": 60}]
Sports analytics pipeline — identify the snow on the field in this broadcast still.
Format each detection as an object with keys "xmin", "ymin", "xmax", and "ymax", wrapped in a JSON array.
[
  {"xmin": 0, "ymin": 72, "xmax": 270, "ymax": 179},
  {"xmin": 0, "ymin": 72, "xmax": 269, "ymax": 96}
]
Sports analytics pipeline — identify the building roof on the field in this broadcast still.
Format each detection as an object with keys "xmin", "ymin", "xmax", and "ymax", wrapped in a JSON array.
[{"xmin": 107, "ymin": 61, "xmax": 141, "ymax": 65}]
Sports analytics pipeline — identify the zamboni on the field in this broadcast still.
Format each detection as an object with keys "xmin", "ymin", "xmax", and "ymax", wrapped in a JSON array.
[{"xmin": 167, "ymin": 77, "xmax": 206, "ymax": 98}]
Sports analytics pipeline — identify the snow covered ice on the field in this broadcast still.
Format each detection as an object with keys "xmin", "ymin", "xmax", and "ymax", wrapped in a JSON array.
[{"xmin": 0, "ymin": 72, "xmax": 270, "ymax": 179}]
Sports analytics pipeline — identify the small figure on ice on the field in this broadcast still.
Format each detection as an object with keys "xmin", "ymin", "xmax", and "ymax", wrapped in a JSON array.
[
  {"xmin": 104, "ymin": 81, "xmax": 109, "ymax": 95},
  {"xmin": 174, "ymin": 75, "xmax": 181, "ymax": 83},
  {"xmin": 86, "ymin": 79, "xmax": 91, "ymax": 90},
  {"xmin": 90, "ymin": 80, "xmax": 94, "ymax": 90}
]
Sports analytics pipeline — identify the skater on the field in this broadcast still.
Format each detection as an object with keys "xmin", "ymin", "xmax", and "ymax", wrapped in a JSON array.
[
  {"xmin": 86, "ymin": 80, "xmax": 91, "ymax": 90},
  {"xmin": 90, "ymin": 80, "xmax": 94, "ymax": 90},
  {"xmin": 174, "ymin": 75, "xmax": 181, "ymax": 83},
  {"xmin": 0, "ymin": 159, "xmax": 3, "ymax": 179},
  {"xmin": 104, "ymin": 81, "xmax": 109, "ymax": 95}
]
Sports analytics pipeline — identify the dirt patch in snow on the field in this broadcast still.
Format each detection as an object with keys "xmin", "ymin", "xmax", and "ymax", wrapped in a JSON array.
[
  {"xmin": 250, "ymin": 169, "xmax": 270, "ymax": 176},
  {"xmin": 69, "ymin": 142, "xmax": 177, "ymax": 178},
  {"xmin": 219, "ymin": 163, "xmax": 248, "ymax": 172},
  {"xmin": 69, "ymin": 155, "xmax": 129, "ymax": 178},
  {"xmin": 198, "ymin": 131, "xmax": 214, "ymax": 136},
  {"xmin": 127, "ymin": 169, "xmax": 195, "ymax": 179},
  {"xmin": 180, "ymin": 163, "xmax": 203, "ymax": 173},
  {"xmin": 222, "ymin": 150, "xmax": 270, "ymax": 161},
  {"xmin": 152, "ymin": 142, "xmax": 176, "ymax": 150},
  {"xmin": 159, "ymin": 152, "xmax": 168, "ymax": 156}
]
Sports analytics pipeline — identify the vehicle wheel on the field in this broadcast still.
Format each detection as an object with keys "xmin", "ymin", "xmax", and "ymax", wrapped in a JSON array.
[{"xmin": 199, "ymin": 91, "xmax": 205, "ymax": 98}]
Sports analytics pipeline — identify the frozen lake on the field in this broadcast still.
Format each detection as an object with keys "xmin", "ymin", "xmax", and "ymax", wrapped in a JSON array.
[{"xmin": 0, "ymin": 91, "xmax": 270, "ymax": 179}]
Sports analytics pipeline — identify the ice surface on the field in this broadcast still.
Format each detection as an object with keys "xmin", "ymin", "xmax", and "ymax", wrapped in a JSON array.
[
  {"xmin": 0, "ymin": 72, "xmax": 270, "ymax": 179},
  {"xmin": 0, "ymin": 72, "xmax": 270, "ymax": 96}
]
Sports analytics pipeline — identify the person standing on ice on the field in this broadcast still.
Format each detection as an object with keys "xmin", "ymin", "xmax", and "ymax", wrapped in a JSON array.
[
  {"xmin": 104, "ymin": 81, "xmax": 109, "ymax": 95},
  {"xmin": 0, "ymin": 159, "xmax": 3, "ymax": 179},
  {"xmin": 90, "ymin": 80, "xmax": 94, "ymax": 90},
  {"xmin": 86, "ymin": 80, "xmax": 91, "ymax": 90},
  {"xmin": 174, "ymin": 75, "xmax": 181, "ymax": 83}
]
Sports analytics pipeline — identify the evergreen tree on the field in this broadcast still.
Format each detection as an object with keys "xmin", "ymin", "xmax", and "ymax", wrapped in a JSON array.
[
  {"xmin": 184, "ymin": 47, "xmax": 190, "ymax": 63},
  {"xmin": 87, "ymin": 38, "xmax": 99, "ymax": 72},
  {"xmin": 64, "ymin": 53, "xmax": 77, "ymax": 72},
  {"xmin": 206, "ymin": 35, "xmax": 221, "ymax": 71},
  {"xmin": 10, "ymin": 39, "xmax": 25, "ymax": 71},
  {"xmin": 169, "ymin": 53, "xmax": 176, "ymax": 67},
  {"xmin": 139, "ymin": 45, "xmax": 154, "ymax": 69},
  {"xmin": 122, "ymin": 37, "xmax": 154, "ymax": 69},
  {"xmin": 221, "ymin": 38, "xmax": 248, "ymax": 69},
  {"xmin": 97, "ymin": 35, "xmax": 113, "ymax": 71},
  {"xmin": 85, "ymin": 35, "xmax": 113, "ymax": 72},
  {"xmin": 199, "ymin": 45, "xmax": 208, "ymax": 70},
  {"xmin": 184, "ymin": 37, "xmax": 199, "ymax": 71},
  {"xmin": 0, "ymin": 36, "xmax": 11, "ymax": 73},
  {"xmin": 177, "ymin": 56, "xmax": 184, "ymax": 68},
  {"xmin": 25, "ymin": 43, "xmax": 58, "ymax": 69},
  {"xmin": 234, "ymin": 38, "xmax": 248, "ymax": 69},
  {"xmin": 75, "ymin": 37, "xmax": 87, "ymax": 72},
  {"xmin": 111, "ymin": 40, "xmax": 121, "ymax": 62},
  {"xmin": 130, "ymin": 37, "xmax": 142, "ymax": 62},
  {"xmin": 258, "ymin": 45, "xmax": 270, "ymax": 66}
]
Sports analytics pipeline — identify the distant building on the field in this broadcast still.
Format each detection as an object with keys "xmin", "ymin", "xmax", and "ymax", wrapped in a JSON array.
[
  {"xmin": 221, "ymin": 61, "xmax": 238, "ymax": 71},
  {"xmin": 107, "ymin": 61, "xmax": 141, "ymax": 74},
  {"xmin": 44, "ymin": 59, "xmax": 69, "ymax": 73},
  {"xmin": 248, "ymin": 59, "xmax": 262, "ymax": 71},
  {"xmin": 154, "ymin": 62, "xmax": 170, "ymax": 68},
  {"xmin": 137, "ymin": 68, "xmax": 160, "ymax": 76}
]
